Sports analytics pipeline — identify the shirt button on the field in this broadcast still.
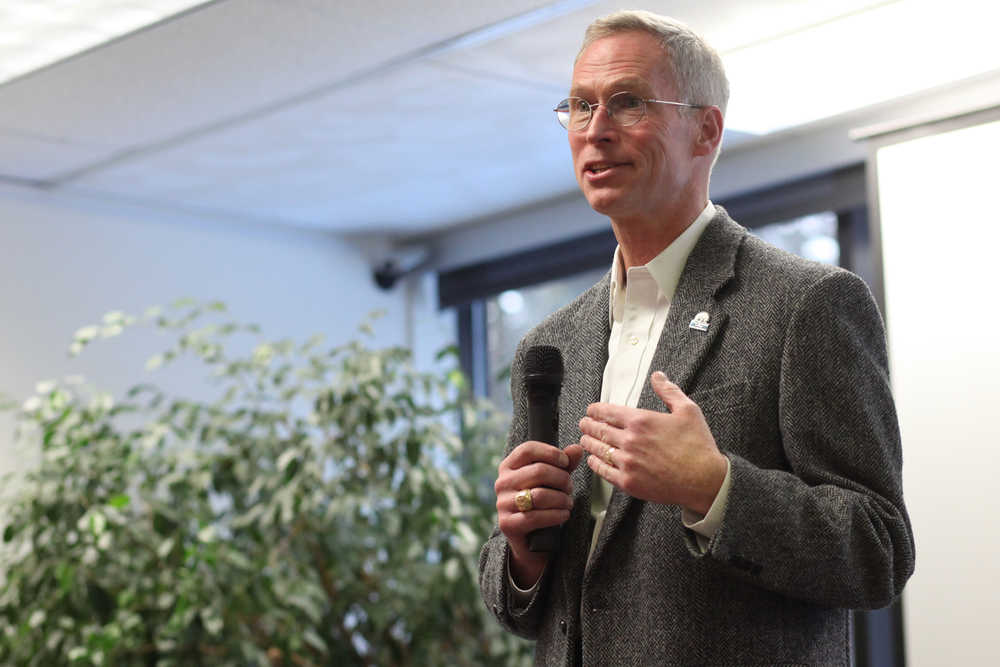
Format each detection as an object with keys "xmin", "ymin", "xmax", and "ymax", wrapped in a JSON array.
[
  {"xmin": 628, "ymin": 335, "xmax": 639, "ymax": 346},
  {"xmin": 559, "ymin": 619, "xmax": 567, "ymax": 635}
]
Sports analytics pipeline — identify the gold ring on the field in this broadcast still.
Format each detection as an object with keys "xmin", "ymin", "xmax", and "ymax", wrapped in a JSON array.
[
  {"xmin": 514, "ymin": 488, "xmax": 534, "ymax": 512},
  {"xmin": 605, "ymin": 446, "xmax": 617, "ymax": 467}
]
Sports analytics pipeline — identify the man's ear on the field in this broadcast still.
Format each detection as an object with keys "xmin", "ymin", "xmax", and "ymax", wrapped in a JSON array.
[{"xmin": 693, "ymin": 106, "xmax": 724, "ymax": 157}]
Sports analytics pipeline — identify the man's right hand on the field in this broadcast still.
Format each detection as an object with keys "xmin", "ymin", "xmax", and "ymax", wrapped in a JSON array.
[{"xmin": 495, "ymin": 441, "xmax": 584, "ymax": 587}]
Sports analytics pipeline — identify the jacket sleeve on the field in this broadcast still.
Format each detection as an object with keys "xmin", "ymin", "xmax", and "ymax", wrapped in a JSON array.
[
  {"xmin": 479, "ymin": 527, "xmax": 557, "ymax": 639},
  {"xmin": 699, "ymin": 270, "xmax": 915, "ymax": 609}
]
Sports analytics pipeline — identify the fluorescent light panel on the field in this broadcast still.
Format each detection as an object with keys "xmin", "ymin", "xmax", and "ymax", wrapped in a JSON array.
[
  {"xmin": 0, "ymin": 0, "xmax": 210, "ymax": 86},
  {"xmin": 724, "ymin": 0, "xmax": 1000, "ymax": 135}
]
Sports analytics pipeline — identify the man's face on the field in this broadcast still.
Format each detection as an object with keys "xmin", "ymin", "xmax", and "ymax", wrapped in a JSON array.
[{"xmin": 569, "ymin": 31, "xmax": 700, "ymax": 222}]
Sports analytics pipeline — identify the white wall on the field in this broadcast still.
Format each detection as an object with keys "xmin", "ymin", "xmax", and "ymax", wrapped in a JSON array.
[
  {"xmin": 0, "ymin": 185, "xmax": 453, "ymax": 477},
  {"xmin": 874, "ymin": 115, "xmax": 1000, "ymax": 666}
]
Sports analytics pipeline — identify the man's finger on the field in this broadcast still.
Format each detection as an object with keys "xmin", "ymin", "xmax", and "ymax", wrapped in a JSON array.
[
  {"xmin": 579, "ymin": 434, "xmax": 618, "ymax": 464},
  {"xmin": 502, "ymin": 440, "xmax": 570, "ymax": 471},
  {"xmin": 502, "ymin": 487, "xmax": 574, "ymax": 513},
  {"xmin": 578, "ymin": 416, "xmax": 625, "ymax": 447},
  {"xmin": 497, "ymin": 461, "xmax": 574, "ymax": 495},
  {"xmin": 585, "ymin": 402, "xmax": 628, "ymax": 427},
  {"xmin": 579, "ymin": 436, "xmax": 626, "ymax": 471},
  {"xmin": 563, "ymin": 443, "xmax": 586, "ymax": 470},
  {"xmin": 650, "ymin": 371, "xmax": 689, "ymax": 412},
  {"xmin": 498, "ymin": 508, "xmax": 571, "ymax": 537},
  {"xmin": 586, "ymin": 450, "xmax": 624, "ymax": 488}
]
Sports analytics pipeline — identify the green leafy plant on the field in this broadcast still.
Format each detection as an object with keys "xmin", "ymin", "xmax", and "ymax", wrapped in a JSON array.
[{"xmin": 0, "ymin": 301, "xmax": 528, "ymax": 666}]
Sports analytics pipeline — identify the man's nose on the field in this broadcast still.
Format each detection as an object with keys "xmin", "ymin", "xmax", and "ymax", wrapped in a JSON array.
[{"xmin": 585, "ymin": 105, "xmax": 617, "ymax": 141}]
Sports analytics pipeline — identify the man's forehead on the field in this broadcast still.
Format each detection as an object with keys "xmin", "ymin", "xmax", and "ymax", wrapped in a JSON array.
[{"xmin": 570, "ymin": 32, "xmax": 673, "ymax": 95}]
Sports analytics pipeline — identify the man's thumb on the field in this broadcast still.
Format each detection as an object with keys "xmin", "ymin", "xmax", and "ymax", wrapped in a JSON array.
[
  {"xmin": 563, "ymin": 443, "xmax": 586, "ymax": 470},
  {"xmin": 651, "ymin": 371, "xmax": 685, "ymax": 410}
]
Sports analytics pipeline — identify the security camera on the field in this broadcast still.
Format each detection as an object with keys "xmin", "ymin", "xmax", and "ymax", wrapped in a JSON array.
[{"xmin": 372, "ymin": 245, "xmax": 431, "ymax": 290}]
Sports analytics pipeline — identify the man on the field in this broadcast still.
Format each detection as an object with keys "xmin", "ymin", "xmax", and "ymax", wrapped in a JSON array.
[{"xmin": 478, "ymin": 9, "xmax": 914, "ymax": 666}]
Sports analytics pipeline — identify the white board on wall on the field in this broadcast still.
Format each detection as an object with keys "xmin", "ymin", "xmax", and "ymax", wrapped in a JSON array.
[{"xmin": 875, "ymin": 116, "xmax": 1000, "ymax": 666}]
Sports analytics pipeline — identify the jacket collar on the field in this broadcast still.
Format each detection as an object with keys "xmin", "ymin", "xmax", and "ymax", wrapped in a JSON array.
[{"xmin": 608, "ymin": 201, "xmax": 716, "ymax": 325}]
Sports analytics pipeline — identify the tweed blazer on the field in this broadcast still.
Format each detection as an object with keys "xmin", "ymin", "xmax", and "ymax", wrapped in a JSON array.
[{"xmin": 479, "ymin": 207, "xmax": 915, "ymax": 666}]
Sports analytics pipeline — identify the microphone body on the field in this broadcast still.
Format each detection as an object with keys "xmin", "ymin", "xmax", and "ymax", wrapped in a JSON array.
[{"xmin": 524, "ymin": 345, "xmax": 564, "ymax": 552}]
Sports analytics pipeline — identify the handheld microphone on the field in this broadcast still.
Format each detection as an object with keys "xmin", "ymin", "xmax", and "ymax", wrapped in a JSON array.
[{"xmin": 524, "ymin": 345, "xmax": 564, "ymax": 552}]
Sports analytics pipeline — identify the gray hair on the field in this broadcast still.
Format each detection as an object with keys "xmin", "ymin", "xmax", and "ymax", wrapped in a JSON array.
[{"xmin": 578, "ymin": 10, "xmax": 729, "ymax": 118}]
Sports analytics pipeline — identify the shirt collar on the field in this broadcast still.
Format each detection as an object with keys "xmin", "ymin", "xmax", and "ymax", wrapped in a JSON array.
[{"xmin": 609, "ymin": 201, "xmax": 716, "ymax": 324}]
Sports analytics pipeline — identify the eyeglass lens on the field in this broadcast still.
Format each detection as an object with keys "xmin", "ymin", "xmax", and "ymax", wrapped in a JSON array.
[{"xmin": 555, "ymin": 92, "xmax": 646, "ymax": 131}]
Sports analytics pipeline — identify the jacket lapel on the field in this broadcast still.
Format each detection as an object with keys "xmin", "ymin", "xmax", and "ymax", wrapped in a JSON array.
[
  {"xmin": 587, "ymin": 209, "xmax": 745, "ymax": 572},
  {"xmin": 559, "ymin": 275, "xmax": 609, "ymax": 591},
  {"xmin": 652, "ymin": 211, "xmax": 744, "ymax": 396},
  {"xmin": 563, "ymin": 273, "xmax": 610, "ymax": 448}
]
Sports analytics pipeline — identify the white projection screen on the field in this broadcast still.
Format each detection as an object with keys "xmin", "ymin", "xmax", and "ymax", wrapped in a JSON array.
[{"xmin": 874, "ymin": 113, "xmax": 1000, "ymax": 666}]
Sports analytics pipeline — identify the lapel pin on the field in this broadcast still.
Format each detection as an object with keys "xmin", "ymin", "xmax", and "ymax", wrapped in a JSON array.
[{"xmin": 688, "ymin": 311, "xmax": 710, "ymax": 332}]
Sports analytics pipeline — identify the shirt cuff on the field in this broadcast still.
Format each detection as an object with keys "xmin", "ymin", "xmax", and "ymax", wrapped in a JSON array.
[
  {"xmin": 681, "ymin": 456, "xmax": 732, "ymax": 551},
  {"xmin": 507, "ymin": 553, "xmax": 542, "ymax": 607}
]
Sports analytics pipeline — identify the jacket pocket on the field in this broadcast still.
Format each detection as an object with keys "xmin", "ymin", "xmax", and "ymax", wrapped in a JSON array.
[{"xmin": 689, "ymin": 379, "xmax": 750, "ymax": 415}]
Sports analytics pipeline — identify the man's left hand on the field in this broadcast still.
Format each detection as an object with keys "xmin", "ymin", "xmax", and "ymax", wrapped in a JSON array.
[{"xmin": 578, "ymin": 371, "xmax": 728, "ymax": 515}]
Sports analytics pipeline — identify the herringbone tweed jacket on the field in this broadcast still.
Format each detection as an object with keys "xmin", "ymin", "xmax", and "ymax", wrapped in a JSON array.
[{"xmin": 479, "ymin": 207, "xmax": 915, "ymax": 666}]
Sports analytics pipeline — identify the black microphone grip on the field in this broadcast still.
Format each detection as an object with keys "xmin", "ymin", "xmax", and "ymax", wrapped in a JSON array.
[{"xmin": 524, "ymin": 346, "xmax": 564, "ymax": 552}]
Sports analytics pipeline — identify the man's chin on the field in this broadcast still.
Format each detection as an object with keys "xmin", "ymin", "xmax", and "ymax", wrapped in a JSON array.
[{"xmin": 584, "ymin": 190, "xmax": 627, "ymax": 217}]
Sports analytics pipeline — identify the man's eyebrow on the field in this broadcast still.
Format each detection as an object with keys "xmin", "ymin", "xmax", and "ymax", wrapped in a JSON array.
[
  {"xmin": 610, "ymin": 78, "xmax": 650, "ymax": 92},
  {"xmin": 569, "ymin": 78, "xmax": 651, "ymax": 99}
]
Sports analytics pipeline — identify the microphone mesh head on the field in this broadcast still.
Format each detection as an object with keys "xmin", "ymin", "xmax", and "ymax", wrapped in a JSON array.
[{"xmin": 525, "ymin": 345, "xmax": 563, "ymax": 381}]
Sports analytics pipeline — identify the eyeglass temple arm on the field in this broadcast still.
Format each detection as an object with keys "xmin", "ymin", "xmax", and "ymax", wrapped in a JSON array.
[
  {"xmin": 644, "ymin": 99, "xmax": 705, "ymax": 109},
  {"xmin": 553, "ymin": 99, "xmax": 705, "ymax": 112}
]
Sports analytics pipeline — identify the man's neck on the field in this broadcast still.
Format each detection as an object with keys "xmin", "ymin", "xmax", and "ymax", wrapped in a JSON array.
[{"xmin": 611, "ymin": 198, "xmax": 708, "ymax": 270}]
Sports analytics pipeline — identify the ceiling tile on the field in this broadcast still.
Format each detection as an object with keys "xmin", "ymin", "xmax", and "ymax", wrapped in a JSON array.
[
  {"xmin": 0, "ymin": 0, "xmax": 559, "ymax": 181},
  {"xmin": 63, "ymin": 59, "xmax": 577, "ymax": 231},
  {"xmin": 0, "ymin": 127, "xmax": 114, "ymax": 181}
]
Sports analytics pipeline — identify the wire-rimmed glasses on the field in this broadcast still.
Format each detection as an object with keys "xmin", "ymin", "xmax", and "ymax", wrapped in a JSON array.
[{"xmin": 554, "ymin": 91, "xmax": 704, "ymax": 131}]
